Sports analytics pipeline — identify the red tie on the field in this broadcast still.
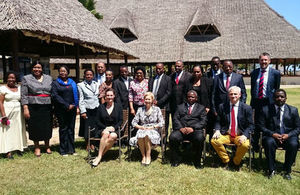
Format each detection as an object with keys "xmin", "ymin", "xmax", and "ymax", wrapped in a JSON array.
[
  {"xmin": 230, "ymin": 105, "xmax": 236, "ymax": 138},
  {"xmin": 226, "ymin": 75, "xmax": 230, "ymax": 90},
  {"xmin": 258, "ymin": 69, "xmax": 266, "ymax": 99},
  {"xmin": 175, "ymin": 74, "xmax": 179, "ymax": 85},
  {"xmin": 188, "ymin": 105, "xmax": 192, "ymax": 115}
]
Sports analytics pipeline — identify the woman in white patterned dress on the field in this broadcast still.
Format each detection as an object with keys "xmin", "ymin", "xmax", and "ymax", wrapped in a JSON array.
[
  {"xmin": 130, "ymin": 92, "xmax": 164, "ymax": 166},
  {"xmin": 0, "ymin": 72, "xmax": 27, "ymax": 159}
]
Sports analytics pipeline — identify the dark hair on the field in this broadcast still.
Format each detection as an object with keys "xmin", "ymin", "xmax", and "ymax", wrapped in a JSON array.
[
  {"xmin": 58, "ymin": 65, "xmax": 70, "ymax": 74},
  {"xmin": 134, "ymin": 66, "xmax": 146, "ymax": 76},
  {"xmin": 84, "ymin": 68, "xmax": 94, "ymax": 76},
  {"xmin": 259, "ymin": 52, "xmax": 271, "ymax": 60},
  {"xmin": 120, "ymin": 65, "xmax": 128, "ymax": 70},
  {"xmin": 211, "ymin": 56, "xmax": 220, "ymax": 61},
  {"xmin": 105, "ymin": 68, "xmax": 114, "ymax": 75},
  {"xmin": 4, "ymin": 71, "xmax": 19, "ymax": 83},
  {"xmin": 105, "ymin": 88, "xmax": 116, "ymax": 96},
  {"xmin": 31, "ymin": 60, "xmax": 44, "ymax": 71},
  {"xmin": 274, "ymin": 89, "xmax": 287, "ymax": 98}
]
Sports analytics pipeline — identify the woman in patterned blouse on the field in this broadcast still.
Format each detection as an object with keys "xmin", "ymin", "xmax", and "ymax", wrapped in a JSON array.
[
  {"xmin": 129, "ymin": 66, "xmax": 148, "ymax": 116},
  {"xmin": 99, "ymin": 69, "xmax": 114, "ymax": 104}
]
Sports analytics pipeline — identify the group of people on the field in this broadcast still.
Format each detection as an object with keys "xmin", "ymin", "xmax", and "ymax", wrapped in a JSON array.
[{"xmin": 0, "ymin": 52, "xmax": 299, "ymax": 180}]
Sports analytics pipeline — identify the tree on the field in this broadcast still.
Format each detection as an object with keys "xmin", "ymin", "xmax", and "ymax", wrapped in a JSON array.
[{"xmin": 78, "ymin": 0, "xmax": 103, "ymax": 20}]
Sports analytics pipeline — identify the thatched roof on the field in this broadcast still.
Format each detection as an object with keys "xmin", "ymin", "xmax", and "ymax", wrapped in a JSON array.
[
  {"xmin": 95, "ymin": 0, "xmax": 300, "ymax": 63},
  {"xmin": 0, "ymin": 0, "xmax": 137, "ymax": 59}
]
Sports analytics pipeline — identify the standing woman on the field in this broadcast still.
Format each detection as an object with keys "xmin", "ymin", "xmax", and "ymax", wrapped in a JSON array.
[
  {"xmin": 52, "ymin": 65, "xmax": 79, "ymax": 156},
  {"xmin": 92, "ymin": 88, "xmax": 123, "ymax": 167},
  {"xmin": 129, "ymin": 66, "xmax": 148, "ymax": 116},
  {"xmin": 99, "ymin": 69, "xmax": 114, "ymax": 104},
  {"xmin": 21, "ymin": 61, "xmax": 53, "ymax": 157},
  {"xmin": 0, "ymin": 72, "xmax": 27, "ymax": 159},
  {"xmin": 187, "ymin": 65, "xmax": 212, "ymax": 113},
  {"xmin": 77, "ymin": 69, "xmax": 100, "ymax": 150},
  {"xmin": 129, "ymin": 92, "xmax": 164, "ymax": 166}
]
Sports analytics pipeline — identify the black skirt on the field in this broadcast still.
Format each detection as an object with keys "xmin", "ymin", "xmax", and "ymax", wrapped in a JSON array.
[
  {"xmin": 79, "ymin": 108, "xmax": 98, "ymax": 139},
  {"xmin": 27, "ymin": 104, "xmax": 53, "ymax": 141}
]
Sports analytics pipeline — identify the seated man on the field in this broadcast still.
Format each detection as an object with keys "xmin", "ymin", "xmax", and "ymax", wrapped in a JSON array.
[
  {"xmin": 258, "ymin": 89, "xmax": 300, "ymax": 180},
  {"xmin": 169, "ymin": 90, "xmax": 207, "ymax": 169},
  {"xmin": 211, "ymin": 86, "xmax": 254, "ymax": 170}
]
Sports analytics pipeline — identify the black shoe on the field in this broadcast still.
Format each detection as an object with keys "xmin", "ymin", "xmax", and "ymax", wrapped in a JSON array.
[
  {"xmin": 268, "ymin": 170, "xmax": 275, "ymax": 179},
  {"xmin": 283, "ymin": 173, "xmax": 292, "ymax": 180},
  {"xmin": 193, "ymin": 162, "xmax": 203, "ymax": 169},
  {"xmin": 171, "ymin": 162, "xmax": 180, "ymax": 167},
  {"xmin": 221, "ymin": 162, "xmax": 229, "ymax": 170}
]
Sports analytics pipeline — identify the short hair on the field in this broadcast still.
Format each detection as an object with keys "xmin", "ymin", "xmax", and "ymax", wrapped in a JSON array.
[
  {"xmin": 105, "ymin": 88, "xmax": 116, "ymax": 96},
  {"xmin": 144, "ymin": 92, "xmax": 155, "ymax": 101},
  {"xmin": 228, "ymin": 86, "xmax": 241, "ymax": 94},
  {"xmin": 31, "ymin": 60, "xmax": 44, "ymax": 71},
  {"xmin": 187, "ymin": 90, "xmax": 198, "ymax": 98},
  {"xmin": 120, "ymin": 65, "xmax": 128, "ymax": 70},
  {"xmin": 223, "ymin": 60, "xmax": 233, "ymax": 65},
  {"xmin": 175, "ymin": 60, "xmax": 184, "ymax": 65},
  {"xmin": 134, "ymin": 66, "xmax": 146, "ymax": 76},
  {"xmin": 192, "ymin": 65, "xmax": 203, "ymax": 72},
  {"xmin": 58, "ymin": 65, "xmax": 70, "ymax": 74},
  {"xmin": 211, "ymin": 56, "xmax": 220, "ymax": 61},
  {"xmin": 156, "ymin": 62, "xmax": 164, "ymax": 66},
  {"xmin": 259, "ymin": 52, "xmax": 271, "ymax": 60},
  {"xmin": 84, "ymin": 68, "xmax": 94, "ymax": 76},
  {"xmin": 105, "ymin": 68, "xmax": 113, "ymax": 75},
  {"xmin": 97, "ymin": 61, "xmax": 106, "ymax": 67},
  {"xmin": 4, "ymin": 71, "xmax": 19, "ymax": 83},
  {"xmin": 273, "ymin": 89, "xmax": 287, "ymax": 98}
]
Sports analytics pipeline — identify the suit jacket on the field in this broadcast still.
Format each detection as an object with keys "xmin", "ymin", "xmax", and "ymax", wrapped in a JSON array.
[
  {"xmin": 186, "ymin": 76, "xmax": 213, "ymax": 109},
  {"xmin": 250, "ymin": 68, "xmax": 281, "ymax": 107},
  {"xmin": 258, "ymin": 104, "xmax": 300, "ymax": 138},
  {"xmin": 113, "ymin": 77, "xmax": 133, "ymax": 109},
  {"xmin": 205, "ymin": 68, "xmax": 222, "ymax": 79},
  {"xmin": 170, "ymin": 71, "xmax": 192, "ymax": 113},
  {"xmin": 211, "ymin": 72, "xmax": 247, "ymax": 113},
  {"xmin": 215, "ymin": 102, "xmax": 254, "ymax": 138},
  {"xmin": 173, "ymin": 102, "xmax": 207, "ymax": 131},
  {"xmin": 148, "ymin": 74, "xmax": 171, "ymax": 110}
]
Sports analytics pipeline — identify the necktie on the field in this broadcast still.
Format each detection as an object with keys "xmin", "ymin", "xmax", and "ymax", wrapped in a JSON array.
[
  {"xmin": 188, "ymin": 105, "xmax": 192, "ymax": 115},
  {"xmin": 258, "ymin": 69, "xmax": 266, "ymax": 99},
  {"xmin": 277, "ymin": 107, "xmax": 284, "ymax": 134},
  {"xmin": 226, "ymin": 74, "xmax": 230, "ymax": 90},
  {"xmin": 230, "ymin": 105, "xmax": 236, "ymax": 138},
  {"xmin": 175, "ymin": 74, "xmax": 179, "ymax": 85}
]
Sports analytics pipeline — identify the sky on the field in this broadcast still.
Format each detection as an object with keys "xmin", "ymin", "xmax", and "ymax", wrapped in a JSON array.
[{"xmin": 265, "ymin": 0, "xmax": 300, "ymax": 29}]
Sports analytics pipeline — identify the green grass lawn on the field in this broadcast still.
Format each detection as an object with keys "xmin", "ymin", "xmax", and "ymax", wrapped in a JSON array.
[{"xmin": 1, "ymin": 88, "xmax": 300, "ymax": 194}]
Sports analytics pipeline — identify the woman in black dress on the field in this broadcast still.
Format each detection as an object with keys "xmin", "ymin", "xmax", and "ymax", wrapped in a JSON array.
[
  {"xmin": 21, "ymin": 61, "xmax": 53, "ymax": 157},
  {"xmin": 52, "ymin": 65, "xmax": 79, "ymax": 156},
  {"xmin": 91, "ymin": 88, "xmax": 123, "ymax": 167}
]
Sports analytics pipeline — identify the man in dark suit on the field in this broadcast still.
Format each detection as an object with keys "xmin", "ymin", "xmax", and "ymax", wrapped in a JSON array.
[
  {"xmin": 169, "ymin": 90, "xmax": 207, "ymax": 169},
  {"xmin": 205, "ymin": 56, "xmax": 222, "ymax": 79},
  {"xmin": 113, "ymin": 66, "xmax": 132, "ymax": 109},
  {"xmin": 148, "ymin": 63, "xmax": 172, "ymax": 136},
  {"xmin": 170, "ymin": 60, "xmax": 192, "ymax": 116},
  {"xmin": 211, "ymin": 60, "xmax": 247, "ymax": 116},
  {"xmin": 94, "ymin": 61, "xmax": 106, "ymax": 85},
  {"xmin": 251, "ymin": 52, "xmax": 281, "ymax": 150},
  {"xmin": 258, "ymin": 89, "xmax": 300, "ymax": 180},
  {"xmin": 211, "ymin": 86, "xmax": 254, "ymax": 170}
]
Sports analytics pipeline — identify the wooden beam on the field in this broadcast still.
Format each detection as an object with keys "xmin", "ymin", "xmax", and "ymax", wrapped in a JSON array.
[
  {"xmin": 283, "ymin": 59, "xmax": 286, "ymax": 75},
  {"xmin": 294, "ymin": 58, "xmax": 297, "ymax": 76},
  {"xmin": 75, "ymin": 44, "xmax": 80, "ymax": 83},
  {"xmin": 124, "ymin": 55, "xmax": 128, "ymax": 65},
  {"xmin": 12, "ymin": 31, "xmax": 20, "ymax": 72},
  {"xmin": 2, "ymin": 55, "xmax": 7, "ymax": 79},
  {"xmin": 106, "ymin": 52, "xmax": 110, "ymax": 65}
]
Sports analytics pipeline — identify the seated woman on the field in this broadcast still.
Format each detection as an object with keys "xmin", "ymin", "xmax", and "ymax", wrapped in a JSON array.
[
  {"xmin": 129, "ymin": 92, "xmax": 164, "ymax": 166},
  {"xmin": 91, "ymin": 88, "xmax": 123, "ymax": 167}
]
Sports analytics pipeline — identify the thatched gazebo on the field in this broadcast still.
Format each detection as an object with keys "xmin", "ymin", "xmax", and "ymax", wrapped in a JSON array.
[
  {"xmin": 95, "ymin": 0, "xmax": 300, "ymax": 75},
  {"xmin": 0, "ymin": 0, "xmax": 137, "ymax": 81}
]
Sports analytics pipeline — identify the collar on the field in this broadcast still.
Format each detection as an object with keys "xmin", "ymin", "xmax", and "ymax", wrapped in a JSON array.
[
  {"xmin": 230, "ymin": 101, "xmax": 240, "ymax": 107},
  {"xmin": 260, "ymin": 66, "xmax": 270, "ymax": 73}
]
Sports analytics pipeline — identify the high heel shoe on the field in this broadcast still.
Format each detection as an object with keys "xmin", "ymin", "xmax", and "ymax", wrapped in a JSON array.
[{"xmin": 91, "ymin": 158, "xmax": 101, "ymax": 168}]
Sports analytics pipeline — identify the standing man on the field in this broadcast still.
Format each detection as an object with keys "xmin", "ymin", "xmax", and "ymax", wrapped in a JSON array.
[
  {"xmin": 113, "ymin": 66, "xmax": 132, "ymax": 110},
  {"xmin": 211, "ymin": 60, "xmax": 247, "ymax": 116},
  {"xmin": 206, "ymin": 56, "xmax": 222, "ymax": 79},
  {"xmin": 169, "ymin": 90, "xmax": 207, "ymax": 169},
  {"xmin": 258, "ymin": 89, "xmax": 299, "ymax": 179},
  {"xmin": 94, "ymin": 61, "xmax": 106, "ymax": 86},
  {"xmin": 211, "ymin": 86, "xmax": 254, "ymax": 170},
  {"xmin": 251, "ymin": 52, "xmax": 281, "ymax": 150},
  {"xmin": 148, "ymin": 63, "xmax": 172, "ymax": 136},
  {"xmin": 170, "ymin": 60, "xmax": 192, "ymax": 117}
]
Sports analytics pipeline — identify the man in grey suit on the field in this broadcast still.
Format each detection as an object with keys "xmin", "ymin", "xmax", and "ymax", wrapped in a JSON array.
[{"xmin": 251, "ymin": 52, "xmax": 281, "ymax": 150}]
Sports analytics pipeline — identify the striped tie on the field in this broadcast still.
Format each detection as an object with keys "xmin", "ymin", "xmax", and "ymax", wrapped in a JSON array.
[{"xmin": 258, "ymin": 69, "xmax": 266, "ymax": 99}]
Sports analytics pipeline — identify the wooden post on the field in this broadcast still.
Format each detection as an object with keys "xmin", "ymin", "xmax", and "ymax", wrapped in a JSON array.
[
  {"xmin": 12, "ymin": 31, "xmax": 20, "ymax": 72},
  {"xmin": 75, "ymin": 44, "xmax": 80, "ymax": 83},
  {"xmin": 124, "ymin": 55, "xmax": 128, "ymax": 65},
  {"xmin": 2, "ymin": 55, "xmax": 7, "ymax": 79},
  {"xmin": 106, "ymin": 52, "xmax": 110, "ymax": 65},
  {"xmin": 245, "ymin": 61, "xmax": 248, "ymax": 75},
  {"xmin": 294, "ymin": 58, "xmax": 297, "ymax": 76},
  {"xmin": 276, "ymin": 59, "xmax": 279, "ymax": 70}
]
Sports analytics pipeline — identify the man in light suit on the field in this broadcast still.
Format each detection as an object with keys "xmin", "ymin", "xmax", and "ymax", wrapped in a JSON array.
[
  {"xmin": 169, "ymin": 90, "xmax": 207, "ymax": 169},
  {"xmin": 258, "ymin": 89, "xmax": 300, "ymax": 180},
  {"xmin": 113, "ymin": 66, "xmax": 132, "ymax": 109},
  {"xmin": 148, "ymin": 63, "xmax": 172, "ymax": 137},
  {"xmin": 94, "ymin": 61, "xmax": 106, "ymax": 86},
  {"xmin": 211, "ymin": 86, "xmax": 254, "ymax": 170},
  {"xmin": 211, "ymin": 60, "xmax": 247, "ymax": 116},
  {"xmin": 251, "ymin": 52, "xmax": 281, "ymax": 150}
]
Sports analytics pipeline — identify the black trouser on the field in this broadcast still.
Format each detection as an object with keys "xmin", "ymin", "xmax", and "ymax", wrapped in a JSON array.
[
  {"xmin": 263, "ymin": 136, "xmax": 298, "ymax": 173},
  {"xmin": 169, "ymin": 130, "xmax": 205, "ymax": 163},
  {"xmin": 56, "ymin": 108, "xmax": 76, "ymax": 155}
]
